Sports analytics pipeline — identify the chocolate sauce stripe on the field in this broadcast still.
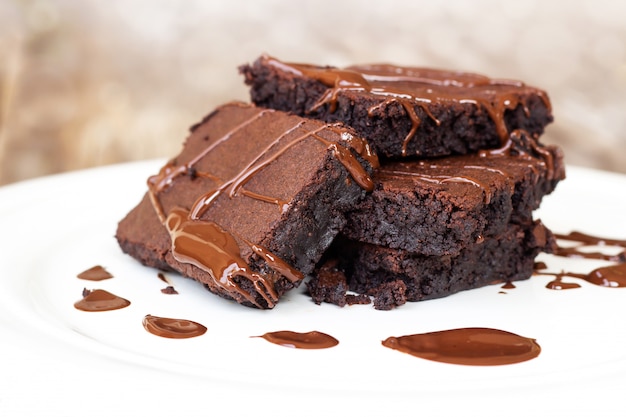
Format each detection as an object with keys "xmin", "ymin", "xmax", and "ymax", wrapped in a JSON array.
[{"xmin": 367, "ymin": 96, "xmax": 436, "ymax": 156}]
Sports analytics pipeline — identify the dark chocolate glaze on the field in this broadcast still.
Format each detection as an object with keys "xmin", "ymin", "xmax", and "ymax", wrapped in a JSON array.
[
  {"xmin": 382, "ymin": 328, "xmax": 540, "ymax": 366},
  {"xmin": 74, "ymin": 289, "xmax": 130, "ymax": 312},
  {"xmin": 266, "ymin": 56, "xmax": 551, "ymax": 156},
  {"xmin": 142, "ymin": 315, "xmax": 207, "ymax": 339},
  {"xmin": 77, "ymin": 265, "xmax": 113, "ymax": 281},
  {"xmin": 254, "ymin": 330, "xmax": 339, "ymax": 349},
  {"xmin": 145, "ymin": 105, "xmax": 376, "ymax": 308}
]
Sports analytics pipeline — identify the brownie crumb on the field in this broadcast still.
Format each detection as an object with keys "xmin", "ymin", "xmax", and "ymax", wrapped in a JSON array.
[
  {"xmin": 369, "ymin": 280, "xmax": 407, "ymax": 310},
  {"xmin": 346, "ymin": 293, "xmax": 371, "ymax": 305},
  {"xmin": 307, "ymin": 260, "xmax": 349, "ymax": 307},
  {"xmin": 161, "ymin": 286, "xmax": 179, "ymax": 295}
]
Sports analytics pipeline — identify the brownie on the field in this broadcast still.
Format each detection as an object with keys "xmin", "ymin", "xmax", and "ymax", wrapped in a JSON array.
[
  {"xmin": 341, "ymin": 131, "xmax": 564, "ymax": 256},
  {"xmin": 312, "ymin": 220, "xmax": 555, "ymax": 307},
  {"xmin": 116, "ymin": 102, "xmax": 378, "ymax": 309},
  {"xmin": 240, "ymin": 55, "xmax": 553, "ymax": 159}
]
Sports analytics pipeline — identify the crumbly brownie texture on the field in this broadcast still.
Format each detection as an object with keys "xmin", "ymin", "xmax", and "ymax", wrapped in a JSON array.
[
  {"xmin": 240, "ymin": 55, "xmax": 553, "ymax": 159},
  {"xmin": 306, "ymin": 259, "xmax": 371, "ymax": 307},
  {"xmin": 311, "ymin": 220, "xmax": 555, "ymax": 308},
  {"xmin": 116, "ymin": 102, "xmax": 377, "ymax": 309},
  {"xmin": 342, "ymin": 131, "xmax": 565, "ymax": 256}
]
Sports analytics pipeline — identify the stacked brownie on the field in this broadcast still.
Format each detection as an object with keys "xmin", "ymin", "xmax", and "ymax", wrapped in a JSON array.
[
  {"xmin": 241, "ymin": 55, "xmax": 565, "ymax": 309},
  {"xmin": 116, "ymin": 55, "xmax": 564, "ymax": 310}
]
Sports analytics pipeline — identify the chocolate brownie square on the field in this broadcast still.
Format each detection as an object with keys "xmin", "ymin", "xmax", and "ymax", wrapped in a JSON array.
[
  {"xmin": 240, "ymin": 55, "xmax": 553, "ymax": 159},
  {"xmin": 342, "ymin": 131, "xmax": 565, "ymax": 256},
  {"xmin": 116, "ymin": 102, "xmax": 377, "ymax": 309},
  {"xmin": 313, "ymin": 220, "xmax": 555, "ymax": 307}
]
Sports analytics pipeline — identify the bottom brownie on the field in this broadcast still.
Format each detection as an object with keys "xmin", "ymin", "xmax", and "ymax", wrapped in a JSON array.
[{"xmin": 309, "ymin": 220, "xmax": 555, "ymax": 309}]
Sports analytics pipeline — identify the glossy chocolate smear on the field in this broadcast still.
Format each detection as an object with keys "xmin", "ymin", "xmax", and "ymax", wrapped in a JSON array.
[
  {"xmin": 165, "ymin": 208, "xmax": 300, "ymax": 308},
  {"xmin": 586, "ymin": 264, "xmax": 626, "ymax": 287},
  {"xmin": 382, "ymin": 328, "xmax": 541, "ymax": 366},
  {"xmin": 255, "ymin": 330, "xmax": 339, "ymax": 349},
  {"xmin": 77, "ymin": 265, "xmax": 113, "ymax": 281},
  {"xmin": 74, "ymin": 289, "xmax": 130, "ymax": 312},
  {"xmin": 142, "ymin": 315, "xmax": 207, "ymax": 339}
]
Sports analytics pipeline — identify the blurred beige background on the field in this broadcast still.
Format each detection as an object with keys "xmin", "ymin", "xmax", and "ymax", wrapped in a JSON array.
[{"xmin": 1, "ymin": 0, "xmax": 625, "ymax": 185}]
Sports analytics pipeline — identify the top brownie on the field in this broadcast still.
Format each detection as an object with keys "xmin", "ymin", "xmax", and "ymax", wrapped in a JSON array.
[
  {"xmin": 240, "ymin": 55, "xmax": 553, "ymax": 159},
  {"xmin": 115, "ymin": 101, "xmax": 377, "ymax": 309}
]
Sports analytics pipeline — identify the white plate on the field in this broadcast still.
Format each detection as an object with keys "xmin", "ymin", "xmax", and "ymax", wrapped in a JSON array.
[{"xmin": 1, "ymin": 160, "xmax": 625, "ymax": 417}]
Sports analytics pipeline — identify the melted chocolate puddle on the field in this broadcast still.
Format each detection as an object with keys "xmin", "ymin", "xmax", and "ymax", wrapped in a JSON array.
[
  {"xmin": 501, "ymin": 281, "xmax": 516, "ymax": 289},
  {"xmin": 74, "ymin": 289, "xmax": 131, "ymax": 312},
  {"xmin": 254, "ymin": 330, "xmax": 339, "ymax": 349},
  {"xmin": 143, "ymin": 315, "xmax": 207, "ymax": 339},
  {"xmin": 382, "ymin": 328, "xmax": 541, "ymax": 366},
  {"xmin": 77, "ymin": 265, "xmax": 113, "ymax": 281}
]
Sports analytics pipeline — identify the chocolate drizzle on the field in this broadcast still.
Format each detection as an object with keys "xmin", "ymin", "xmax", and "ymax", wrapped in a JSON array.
[
  {"xmin": 146, "ymin": 104, "xmax": 376, "ymax": 308},
  {"xmin": 382, "ymin": 328, "xmax": 541, "ymax": 366},
  {"xmin": 540, "ymin": 231, "xmax": 626, "ymax": 289},
  {"xmin": 165, "ymin": 207, "xmax": 299, "ymax": 307},
  {"xmin": 266, "ymin": 56, "xmax": 551, "ymax": 156},
  {"xmin": 254, "ymin": 330, "xmax": 339, "ymax": 349}
]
